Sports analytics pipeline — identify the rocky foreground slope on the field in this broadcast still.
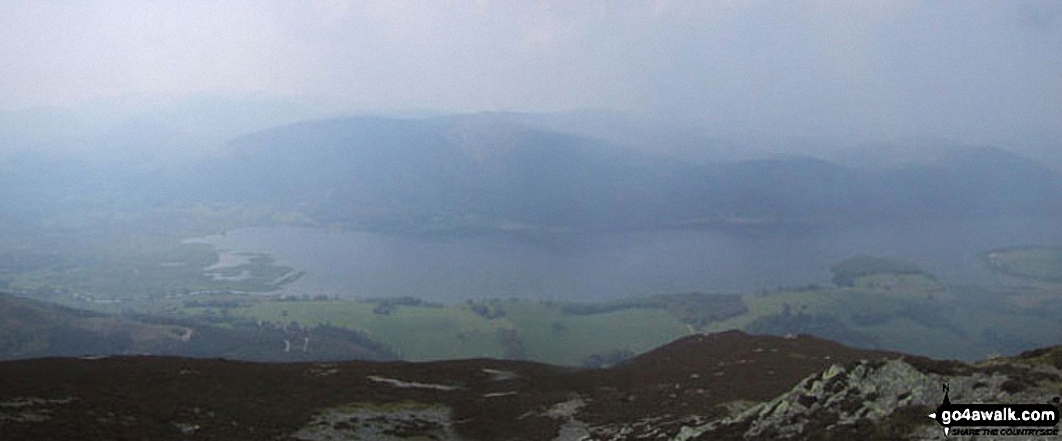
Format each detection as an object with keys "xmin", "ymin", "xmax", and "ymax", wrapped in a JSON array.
[{"xmin": 1, "ymin": 330, "xmax": 1059, "ymax": 440}]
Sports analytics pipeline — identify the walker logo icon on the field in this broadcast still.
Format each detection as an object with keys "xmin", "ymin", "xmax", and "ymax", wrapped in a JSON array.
[{"xmin": 927, "ymin": 383, "xmax": 1059, "ymax": 438}]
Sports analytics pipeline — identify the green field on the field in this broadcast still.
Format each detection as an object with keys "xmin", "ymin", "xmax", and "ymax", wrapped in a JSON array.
[{"xmin": 169, "ymin": 268, "xmax": 1062, "ymax": 364}]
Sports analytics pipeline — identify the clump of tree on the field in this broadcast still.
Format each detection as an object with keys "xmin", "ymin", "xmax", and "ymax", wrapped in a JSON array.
[
  {"xmin": 558, "ymin": 298, "xmax": 661, "ymax": 315},
  {"xmin": 183, "ymin": 299, "xmax": 246, "ymax": 309},
  {"xmin": 466, "ymin": 301, "xmax": 506, "ymax": 319},
  {"xmin": 372, "ymin": 304, "xmax": 397, "ymax": 315},
  {"xmin": 830, "ymin": 255, "xmax": 934, "ymax": 287},
  {"xmin": 364, "ymin": 296, "xmax": 442, "ymax": 307},
  {"xmin": 370, "ymin": 296, "xmax": 443, "ymax": 315}
]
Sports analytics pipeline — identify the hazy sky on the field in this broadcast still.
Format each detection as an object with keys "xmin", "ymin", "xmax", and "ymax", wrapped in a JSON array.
[{"xmin": 1, "ymin": 0, "xmax": 1060, "ymax": 145}]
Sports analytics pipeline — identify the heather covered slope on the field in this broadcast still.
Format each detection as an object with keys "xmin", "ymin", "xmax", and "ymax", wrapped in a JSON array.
[{"xmin": 1, "ymin": 331, "xmax": 1058, "ymax": 440}]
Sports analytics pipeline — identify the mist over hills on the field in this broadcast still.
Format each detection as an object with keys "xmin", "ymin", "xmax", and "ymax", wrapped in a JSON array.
[
  {"xmin": 178, "ymin": 115, "xmax": 1062, "ymax": 234},
  {"xmin": 0, "ymin": 95, "xmax": 341, "ymax": 168},
  {"xmin": 2, "ymin": 101, "xmax": 1060, "ymax": 240},
  {"xmin": 189, "ymin": 117, "xmax": 708, "ymax": 232}
]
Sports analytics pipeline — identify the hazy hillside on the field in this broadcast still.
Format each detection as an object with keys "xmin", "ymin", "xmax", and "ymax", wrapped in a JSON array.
[
  {"xmin": 177, "ymin": 116, "xmax": 1062, "ymax": 234},
  {"xmin": 4, "ymin": 106, "xmax": 1060, "ymax": 236},
  {"xmin": 187, "ymin": 117, "xmax": 709, "ymax": 232}
]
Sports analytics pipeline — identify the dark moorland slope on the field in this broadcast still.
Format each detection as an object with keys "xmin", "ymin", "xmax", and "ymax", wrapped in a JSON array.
[{"xmin": 1, "ymin": 330, "xmax": 1058, "ymax": 440}]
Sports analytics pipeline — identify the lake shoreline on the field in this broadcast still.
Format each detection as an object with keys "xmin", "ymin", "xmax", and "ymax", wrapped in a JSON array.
[{"xmin": 183, "ymin": 215, "xmax": 1062, "ymax": 302}]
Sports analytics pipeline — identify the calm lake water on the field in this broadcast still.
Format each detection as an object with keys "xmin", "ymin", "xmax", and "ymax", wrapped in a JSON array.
[{"xmin": 188, "ymin": 216, "xmax": 1062, "ymax": 302}]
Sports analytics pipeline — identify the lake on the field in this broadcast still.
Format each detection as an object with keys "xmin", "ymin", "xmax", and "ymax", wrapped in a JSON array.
[{"xmin": 188, "ymin": 216, "xmax": 1062, "ymax": 302}]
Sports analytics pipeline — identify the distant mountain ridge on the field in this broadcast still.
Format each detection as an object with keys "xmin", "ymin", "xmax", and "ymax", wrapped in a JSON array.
[
  {"xmin": 189, "ymin": 117, "xmax": 708, "ymax": 232},
  {"xmin": 182, "ymin": 116, "xmax": 1062, "ymax": 234},
  {"xmin": 3, "ymin": 109, "xmax": 1060, "ymax": 234}
]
